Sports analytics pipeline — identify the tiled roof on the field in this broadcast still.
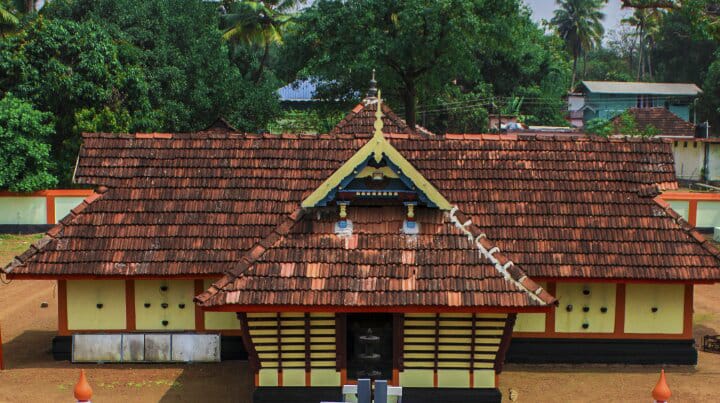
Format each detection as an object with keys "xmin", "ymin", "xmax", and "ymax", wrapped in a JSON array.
[
  {"xmin": 4, "ymin": 130, "xmax": 720, "ymax": 284},
  {"xmin": 331, "ymin": 99, "xmax": 435, "ymax": 137},
  {"xmin": 195, "ymin": 206, "xmax": 553, "ymax": 308},
  {"xmin": 612, "ymin": 107, "xmax": 696, "ymax": 137}
]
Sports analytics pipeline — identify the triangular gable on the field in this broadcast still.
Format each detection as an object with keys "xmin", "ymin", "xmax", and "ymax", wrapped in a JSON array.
[{"xmin": 302, "ymin": 94, "xmax": 451, "ymax": 210}]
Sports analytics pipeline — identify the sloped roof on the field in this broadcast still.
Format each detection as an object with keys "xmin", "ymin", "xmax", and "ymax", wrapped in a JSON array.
[
  {"xmin": 580, "ymin": 81, "xmax": 702, "ymax": 96},
  {"xmin": 5, "ymin": 128, "xmax": 720, "ymax": 284},
  {"xmin": 331, "ymin": 99, "xmax": 435, "ymax": 137},
  {"xmin": 195, "ymin": 206, "xmax": 553, "ymax": 309},
  {"xmin": 612, "ymin": 107, "xmax": 696, "ymax": 137}
]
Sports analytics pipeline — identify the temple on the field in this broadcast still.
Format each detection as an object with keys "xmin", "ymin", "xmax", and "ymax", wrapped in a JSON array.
[{"xmin": 4, "ymin": 88, "xmax": 720, "ymax": 402}]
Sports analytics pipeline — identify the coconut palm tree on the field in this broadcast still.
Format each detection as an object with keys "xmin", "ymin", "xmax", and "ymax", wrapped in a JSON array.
[
  {"xmin": 0, "ymin": 0, "xmax": 19, "ymax": 37},
  {"xmin": 222, "ymin": 1, "xmax": 303, "ymax": 83},
  {"xmin": 551, "ymin": 0, "xmax": 606, "ymax": 89},
  {"xmin": 622, "ymin": 8, "xmax": 662, "ymax": 80}
]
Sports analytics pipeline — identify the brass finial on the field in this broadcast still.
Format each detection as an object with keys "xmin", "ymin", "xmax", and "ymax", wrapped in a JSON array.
[
  {"xmin": 367, "ymin": 69, "xmax": 378, "ymax": 98},
  {"xmin": 372, "ymin": 90, "xmax": 384, "ymax": 162}
]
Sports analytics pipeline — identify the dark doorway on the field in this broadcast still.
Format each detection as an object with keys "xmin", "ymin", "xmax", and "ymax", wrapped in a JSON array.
[{"xmin": 346, "ymin": 314, "xmax": 393, "ymax": 381}]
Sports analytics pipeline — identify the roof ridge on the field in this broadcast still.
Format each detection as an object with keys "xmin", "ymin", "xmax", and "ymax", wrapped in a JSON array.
[
  {"xmin": 194, "ymin": 207, "xmax": 306, "ymax": 306},
  {"xmin": 2, "ymin": 187, "xmax": 110, "ymax": 275},
  {"xmin": 448, "ymin": 206, "xmax": 556, "ymax": 306},
  {"xmin": 652, "ymin": 195, "xmax": 720, "ymax": 261}
]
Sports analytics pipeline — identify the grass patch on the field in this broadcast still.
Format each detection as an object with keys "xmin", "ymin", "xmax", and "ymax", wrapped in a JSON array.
[{"xmin": 0, "ymin": 233, "xmax": 43, "ymax": 266}]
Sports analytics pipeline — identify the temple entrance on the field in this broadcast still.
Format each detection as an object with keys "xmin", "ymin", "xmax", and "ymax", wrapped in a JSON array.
[{"xmin": 346, "ymin": 314, "xmax": 394, "ymax": 381}]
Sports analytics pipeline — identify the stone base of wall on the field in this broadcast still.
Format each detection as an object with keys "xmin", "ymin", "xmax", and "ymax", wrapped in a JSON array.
[
  {"xmin": 253, "ymin": 387, "xmax": 502, "ymax": 403},
  {"xmin": 52, "ymin": 334, "xmax": 247, "ymax": 361},
  {"xmin": 507, "ymin": 338, "xmax": 697, "ymax": 365},
  {"xmin": 402, "ymin": 388, "xmax": 502, "ymax": 403},
  {"xmin": 253, "ymin": 387, "xmax": 342, "ymax": 403}
]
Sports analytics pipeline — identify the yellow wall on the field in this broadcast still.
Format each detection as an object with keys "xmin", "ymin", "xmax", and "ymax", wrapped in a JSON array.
[
  {"xmin": 203, "ymin": 280, "xmax": 241, "ymax": 329},
  {"xmin": 514, "ymin": 313, "xmax": 546, "ymax": 332},
  {"xmin": 555, "ymin": 283, "xmax": 616, "ymax": 333},
  {"xmin": 400, "ymin": 313, "xmax": 505, "ymax": 389},
  {"xmin": 135, "ymin": 280, "xmax": 195, "ymax": 330},
  {"xmin": 514, "ymin": 282, "xmax": 546, "ymax": 333},
  {"xmin": 67, "ymin": 280, "xmax": 126, "ymax": 330},
  {"xmin": 624, "ymin": 284, "xmax": 685, "ymax": 334},
  {"xmin": 248, "ymin": 312, "xmax": 339, "ymax": 387}
]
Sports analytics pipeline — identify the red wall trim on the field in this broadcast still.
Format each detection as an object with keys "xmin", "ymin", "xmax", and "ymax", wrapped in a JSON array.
[
  {"xmin": 58, "ymin": 280, "xmax": 69, "ymax": 336},
  {"xmin": 688, "ymin": 200, "xmax": 698, "ymax": 226},
  {"xmin": 45, "ymin": 196, "xmax": 56, "ymax": 224},
  {"xmin": 659, "ymin": 192, "xmax": 720, "ymax": 201},
  {"xmin": 194, "ymin": 280, "xmax": 205, "ymax": 331},
  {"xmin": 684, "ymin": 284, "xmax": 694, "ymax": 338},
  {"xmin": 7, "ymin": 274, "xmax": 222, "ymax": 280},
  {"xmin": 203, "ymin": 305, "xmax": 552, "ymax": 314},
  {"xmin": 125, "ymin": 280, "xmax": 136, "ymax": 331},
  {"xmin": 531, "ymin": 277, "xmax": 709, "ymax": 285},
  {"xmin": 615, "ymin": 283, "xmax": 626, "ymax": 335},
  {"xmin": 0, "ymin": 189, "xmax": 94, "ymax": 197}
]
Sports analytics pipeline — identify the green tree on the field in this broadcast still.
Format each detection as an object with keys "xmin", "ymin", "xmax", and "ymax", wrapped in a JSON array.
[
  {"xmin": 283, "ymin": 0, "xmax": 503, "ymax": 129},
  {"xmin": 551, "ymin": 0, "xmax": 606, "ymax": 89},
  {"xmin": 0, "ymin": 1, "xmax": 19, "ymax": 37},
  {"xmin": 44, "ymin": 0, "xmax": 281, "ymax": 133},
  {"xmin": 283, "ymin": 0, "xmax": 568, "ymax": 130},
  {"xmin": 222, "ymin": 0, "xmax": 302, "ymax": 83},
  {"xmin": 622, "ymin": 8, "xmax": 662, "ymax": 80},
  {"xmin": 0, "ymin": 17, "xmax": 154, "ymax": 184},
  {"xmin": 0, "ymin": 94, "xmax": 57, "ymax": 192}
]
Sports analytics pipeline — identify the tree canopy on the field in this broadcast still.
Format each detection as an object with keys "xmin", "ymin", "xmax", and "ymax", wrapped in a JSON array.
[
  {"xmin": 0, "ymin": 94, "xmax": 57, "ymax": 192},
  {"xmin": 4, "ymin": 0, "xmax": 720, "ymax": 191}
]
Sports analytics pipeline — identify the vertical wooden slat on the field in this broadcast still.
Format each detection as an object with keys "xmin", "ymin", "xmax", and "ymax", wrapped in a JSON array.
[
  {"xmin": 614, "ymin": 283, "xmax": 626, "ymax": 336},
  {"xmin": 305, "ymin": 313, "xmax": 311, "ymax": 386},
  {"xmin": 276, "ymin": 313, "xmax": 283, "ymax": 386},
  {"xmin": 335, "ymin": 313, "xmax": 346, "ymax": 372},
  {"xmin": 193, "ymin": 280, "xmax": 205, "ymax": 331},
  {"xmin": 469, "ymin": 313, "xmax": 477, "ymax": 387},
  {"xmin": 494, "ymin": 313, "xmax": 516, "ymax": 374},
  {"xmin": 392, "ymin": 313, "xmax": 404, "ymax": 386},
  {"xmin": 433, "ymin": 313, "xmax": 439, "ymax": 388},
  {"xmin": 125, "ymin": 280, "xmax": 136, "ymax": 331},
  {"xmin": 237, "ymin": 313, "xmax": 260, "ymax": 373},
  {"xmin": 58, "ymin": 280, "xmax": 69, "ymax": 336}
]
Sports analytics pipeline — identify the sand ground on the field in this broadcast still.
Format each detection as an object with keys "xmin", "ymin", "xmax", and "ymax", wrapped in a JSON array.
[{"xmin": 1, "ymin": 234, "xmax": 720, "ymax": 402}]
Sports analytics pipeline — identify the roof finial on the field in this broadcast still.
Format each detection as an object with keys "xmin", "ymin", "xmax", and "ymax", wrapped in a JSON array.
[
  {"xmin": 372, "ymin": 90, "xmax": 385, "ymax": 163},
  {"xmin": 367, "ymin": 69, "xmax": 378, "ymax": 99},
  {"xmin": 373, "ymin": 90, "xmax": 384, "ymax": 138}
]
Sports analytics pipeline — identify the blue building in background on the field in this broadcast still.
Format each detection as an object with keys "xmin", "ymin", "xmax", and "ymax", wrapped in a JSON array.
[{"xmin": 568, "ymin": 81, "xmax": 702, "ymax": 127}]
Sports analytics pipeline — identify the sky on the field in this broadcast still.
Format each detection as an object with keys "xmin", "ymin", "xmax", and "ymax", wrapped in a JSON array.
[{"xmin": 523, "ymin": 0, "xmax": 632, "ymax": 32}]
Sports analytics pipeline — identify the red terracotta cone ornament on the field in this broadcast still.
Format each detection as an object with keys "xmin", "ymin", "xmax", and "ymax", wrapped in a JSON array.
[
  {"xmin": 74, "ymin": 369, "xmax": 93, "ymax": 402},
  {"xmin": 652, "ymin": 369, "xmax": 671, "ymax": 403}
]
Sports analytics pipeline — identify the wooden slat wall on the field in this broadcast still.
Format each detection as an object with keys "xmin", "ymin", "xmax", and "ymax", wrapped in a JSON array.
[
  {"xmin": 247, "ymin": 312, "xmax": 336, "ymax": 370},
  {"xmin": 402, "ymin": 313, "xmax": 506, "ymax": 371}
]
